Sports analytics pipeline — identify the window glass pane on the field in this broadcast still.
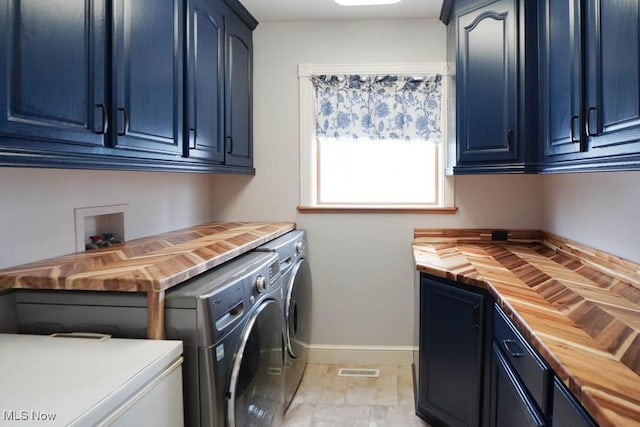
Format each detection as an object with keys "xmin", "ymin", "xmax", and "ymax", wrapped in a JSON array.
[{"xmin": 317, "ymin": 137, "xmax": 438, "ymax": 205}]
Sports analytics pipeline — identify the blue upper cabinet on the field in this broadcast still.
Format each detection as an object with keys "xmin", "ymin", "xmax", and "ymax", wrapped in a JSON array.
[
  {"xmin": 0, "ymin": 0, "xmax": 107, "ymax": 153},
  {"xmin": 541, "ymin": 0, "xmax": 640, "ymax": 171},
  {"xmin": 445, "ymin": 0, "xmax": 539, "ymax": 174},
  {"xmin": 111, "ymin": 0, "xmax": 184, "ymax": 158},
  {"xmin": 457, "ymin": 0, "xmax": 517, "ymax": 164},
  {"xmin": 539, "ymin": 0, "xmax": 584, "ymax": 157},
  {"xmin": 185, "ymin": 0, "xmax": 226, "ymax": 164},
  {"xmin": 448, "ymin": 0, "xmax": 640, "ymax": 173},
  {"xmin": 0, "ymin": 0, "xmax": 257, "ymax": 173},
  {"xmin": 184, "ymin": 0, "xmax": 256, "ymax": 172},
  {"xmin": 583, "ymin": 0, "xmax": 640, "ymax": 160},
  {"xmin": 224, "ymin": 9, "xmax": 254, "ymax": 169}
]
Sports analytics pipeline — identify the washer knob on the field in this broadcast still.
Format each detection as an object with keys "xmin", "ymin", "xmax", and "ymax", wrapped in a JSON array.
[
  {"xmin": 295, "ymin": 241, "xmax": 304, "ymax": 254},
  {"xmin": 255, "ymin": 275, "xmax": 267, "ymax": 294}
]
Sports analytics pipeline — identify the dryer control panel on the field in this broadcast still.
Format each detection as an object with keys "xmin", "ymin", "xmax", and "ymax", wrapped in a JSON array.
[{"xmin": 246, "ymin": 260, "xmax": 281, "ymax": 302}]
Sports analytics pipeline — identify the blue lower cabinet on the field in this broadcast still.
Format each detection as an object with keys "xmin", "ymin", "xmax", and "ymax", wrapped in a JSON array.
[
  {"xmin": 415, "ymin": 274, "xmax": 599, "ymax": 426},
  {"xmin": 493, "ymin": 304, "xmax": 551, "ymax": 415},
  {"xmin": 490, "ymin": 343, "xmax": 546, "ymax": 427},
  {"xmin": 552, "ymin": 378, "xmax": 597, "ymax": 427},
  {"xmin": 416, "ymin": 274, "xmax": 489, "ymax": 427}
]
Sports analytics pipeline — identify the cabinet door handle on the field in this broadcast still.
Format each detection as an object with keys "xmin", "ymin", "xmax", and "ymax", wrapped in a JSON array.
[
  {"xmin": 189, "ymin": 128, "xmax": 197, "ymax": 149},
  {"xmin": 502, "ymin": 339, "xmax": 526, "ymax": 357},
  {"xmin": 570, "ymin": 115, "xmax": 580, "ymax": 143},
  {"xmin": 472, "ymin": 304, "xmax": 480, "ymax": 329},
  {"xmin": 585, "ymin": 107, "xmax": 597, "ymax": 137},
  {"xmin": 226, "ymin": 136, "xmax": 233, "ymax": 154},
  {"xmin": 117, "ymin": 107, "xmax": 129, "ymax": 136},
  {"xmin": 95, "ymin": 104, "xmax": 108, "ymax": 134}
]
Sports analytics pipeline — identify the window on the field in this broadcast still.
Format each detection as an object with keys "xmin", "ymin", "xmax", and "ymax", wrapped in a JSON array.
[{"xmin": 298, "ymin": 63, "xmax": 454, "ymax": 212}]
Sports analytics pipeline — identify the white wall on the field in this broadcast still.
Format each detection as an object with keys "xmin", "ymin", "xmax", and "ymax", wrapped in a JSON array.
[
  {"xmin": 0, "ymin": 168, "xmax": 213, "ymax": 269},
  {"xmin": 542, "ymin": 171, "xmax": 640, "ymax": 263},
  {"xmin": 209, "ymin": 19, "xmax": 544, "ymax": 359}
]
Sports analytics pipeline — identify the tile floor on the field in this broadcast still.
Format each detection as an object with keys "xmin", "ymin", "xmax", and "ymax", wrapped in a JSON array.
[{"xmin": 282, "ymin": 364, "xmax": 430, "ymax": 426}]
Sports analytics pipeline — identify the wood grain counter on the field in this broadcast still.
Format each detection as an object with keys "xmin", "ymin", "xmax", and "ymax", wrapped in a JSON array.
[
  {"xmin": 413, "ymin": 229, "xmax": 640, "ymax": 427},
  {"xmin": 0, "ymin": 222, "xmax": 295, "ymax": 339}
]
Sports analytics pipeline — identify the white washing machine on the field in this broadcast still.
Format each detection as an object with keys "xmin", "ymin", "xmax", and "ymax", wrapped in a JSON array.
[{"xmin": 255, "ymin": 230, "xmax": 312, "ymax": 409}]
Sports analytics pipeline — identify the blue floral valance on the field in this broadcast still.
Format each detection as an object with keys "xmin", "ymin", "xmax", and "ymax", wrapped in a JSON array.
[{"xmin": 312, "ymin": 74, "xmax": 442, "ymax": 142}]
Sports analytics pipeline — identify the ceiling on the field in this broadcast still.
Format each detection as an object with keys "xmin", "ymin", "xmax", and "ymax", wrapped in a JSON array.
[{"xmin": 239, "ymin": 0, "xmax": 444, "ymax": 22}]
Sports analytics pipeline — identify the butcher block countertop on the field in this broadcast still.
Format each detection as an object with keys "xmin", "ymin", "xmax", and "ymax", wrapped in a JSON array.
[
  {"xmin": 413, "ymin": 229, "xmax": 640, "ymax": 427},
  {"xmin": 0, "ymin": 222, "xmax": 295, "ymax": 338}
]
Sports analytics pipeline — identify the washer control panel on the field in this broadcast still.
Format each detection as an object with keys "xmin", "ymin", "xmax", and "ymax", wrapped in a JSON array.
[{"xmin": 246, "ymin": 259, "xmax": 281, "ymax": 303}]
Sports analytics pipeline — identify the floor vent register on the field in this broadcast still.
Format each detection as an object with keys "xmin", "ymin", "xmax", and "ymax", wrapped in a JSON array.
[{"xmin": 337, "ymin": 368, "xmax": 380, "ymax": 378}]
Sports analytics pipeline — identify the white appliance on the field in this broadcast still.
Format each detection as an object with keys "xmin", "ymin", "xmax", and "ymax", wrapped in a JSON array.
[{"xmin": 0, "ymin": 333, "xmax": 183, "ymax": 426}]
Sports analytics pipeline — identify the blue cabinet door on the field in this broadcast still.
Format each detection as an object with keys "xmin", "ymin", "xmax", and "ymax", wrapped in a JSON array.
[
  {"xmin": 0, "ymin": 0, "xmax": 107, "ymax": 150},
  {"xmin": 112, "ymin": 0, "xmax": 183, "ymax": 157},
  {"xmin": 490, "ymin": 344, "xmax": 546, "ymax": 427},
  {"xmin": 456, "ymin": 0, "xmax": 518, "ymax": 164},
  {"xmin": 539, "ymin": 0, "xmax": 584, "ymax": 157},
  {"xmin": 418, "ymin": 275, "xmax": 484, "ymax": 427},
  {"xmin": 185, "ymin": 0, "xmax": 225, "ymax": 163},
  {"xmin": 584, "ymin": 0, "xmax": 640, "ymax": 156},
  {"xmin": 552, "ymin": 377, "xmax": 597, "ymax": 427},
  {"xmin": 224, "ymin": 10, "xmax": 253, "ymax": 168}
]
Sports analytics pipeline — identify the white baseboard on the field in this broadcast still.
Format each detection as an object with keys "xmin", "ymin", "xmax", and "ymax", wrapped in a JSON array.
[{"xmin": 307, "ymin": 345, "xmax": 415, "ymax": 366}]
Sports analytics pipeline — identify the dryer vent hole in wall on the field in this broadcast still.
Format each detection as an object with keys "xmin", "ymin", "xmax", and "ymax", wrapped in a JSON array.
[{"xmin": 337, "ymin": 368, "xmax": 380, "ymax": 378}]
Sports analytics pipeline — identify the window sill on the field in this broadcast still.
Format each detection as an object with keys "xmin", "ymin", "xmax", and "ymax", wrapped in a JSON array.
[{"xmin": 297, "ymin": 206, "xmax": 458, "ymax": 214}]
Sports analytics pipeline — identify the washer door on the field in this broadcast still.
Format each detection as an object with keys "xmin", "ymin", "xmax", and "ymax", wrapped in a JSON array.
[
  {"xmin": 286, "ymin": 258, "xmax": 312, "ymax": 358},
  {"xmin": 227, "ymin": 299, "xmax": 284, "ymax": 427}
]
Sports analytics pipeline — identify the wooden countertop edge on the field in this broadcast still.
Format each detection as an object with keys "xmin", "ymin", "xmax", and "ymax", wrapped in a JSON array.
[
  {"xmin": 152, "ymin": 226, "xmax": 295, "ymax": 291},
  {"xmin": 0, "ymin": 222, "xmax": 296, "ymax": 293},
  {"xmin": 0, "ymin": 222, "xmax": 296, "ymax": 340},
  {"xmin": 414, "ymin": 228, "xmax": 640, "ymax": 289}
]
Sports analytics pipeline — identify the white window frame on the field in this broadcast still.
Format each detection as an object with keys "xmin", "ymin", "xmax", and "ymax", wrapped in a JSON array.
[{"xmin": 298, "ymin": 63, "xmax": 455, "ymax": 211}]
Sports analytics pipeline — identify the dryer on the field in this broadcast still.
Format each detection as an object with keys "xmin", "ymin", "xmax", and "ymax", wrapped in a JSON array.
[
  {"xmin": 255, "ymin": 230, "xmax": 312, "ymax": 409},
  {"xmin": 15, "ymin": 252, "xmax": 285, "ymax": 427}
]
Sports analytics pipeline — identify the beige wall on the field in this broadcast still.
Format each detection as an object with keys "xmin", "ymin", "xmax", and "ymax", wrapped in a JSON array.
[
  {"xmin": 209, "ymin": 19, "xmax": 545, "ymax": 353},
  {"xmin": 0, "ymin": 168, "xmax": 213, "ymax": 269},
  {"xmin": 542, "ymin": 171, "xmax": 640, "ymax": 263}
]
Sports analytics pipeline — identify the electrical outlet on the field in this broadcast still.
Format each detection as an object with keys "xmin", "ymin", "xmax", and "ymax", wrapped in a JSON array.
[{"xmin": 491, "ymin": 230, "xmax": 508, "ymax": 241}]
